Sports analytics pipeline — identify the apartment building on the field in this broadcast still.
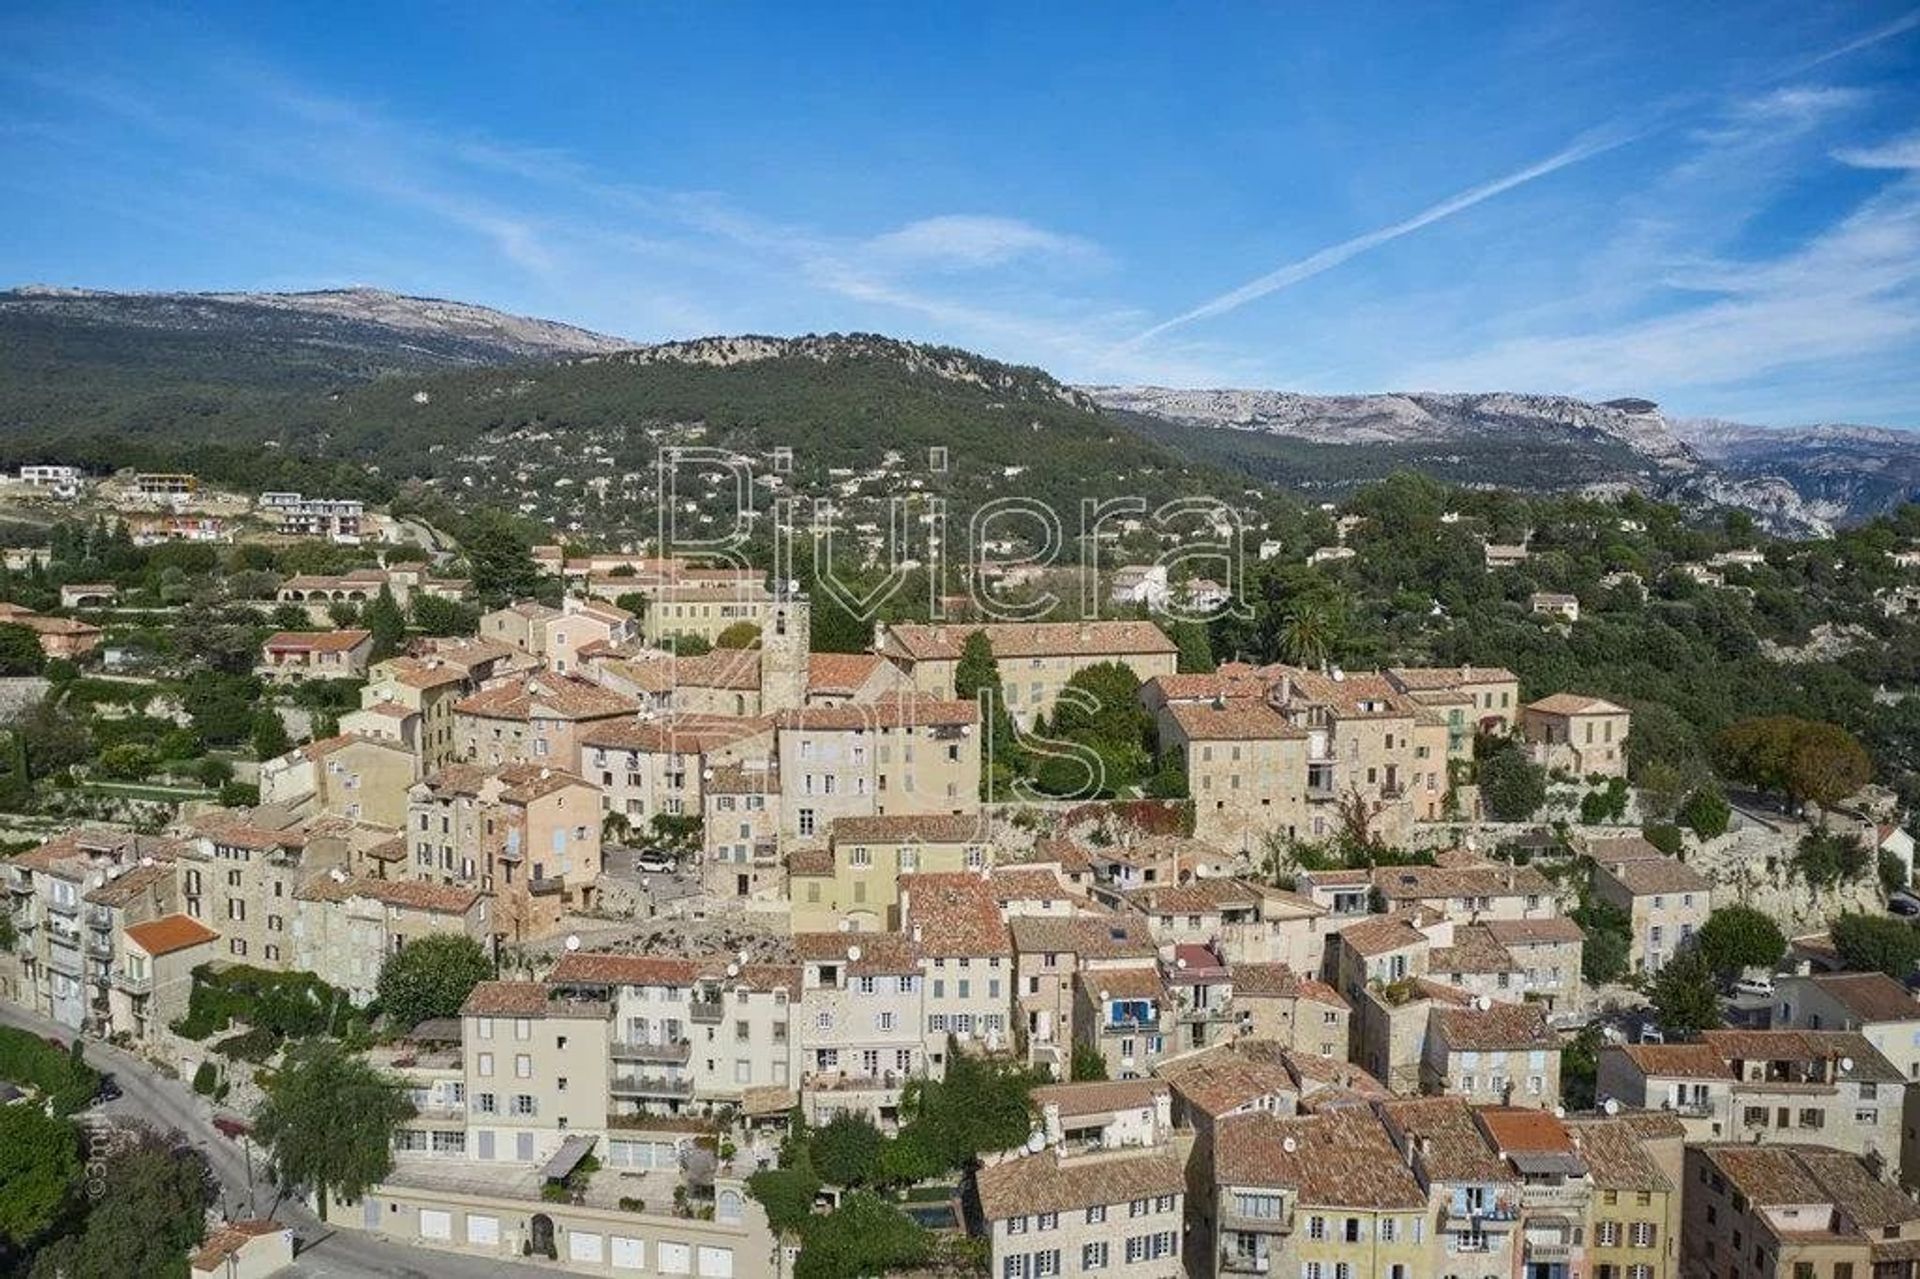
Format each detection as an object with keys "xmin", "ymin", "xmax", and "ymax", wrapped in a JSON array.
[
  {"xmin": 900, "ymin": 871, "xmax": 1013, "ymax": 1068},
  {"xmin": 1205, "ymin": 1106, "xmax": 1429, "ymax": 1279},
  {"xmin": 1596, "ymin": 1030, "xmax": 1904, "ymax": 1168},
  {"xmin": 642, "ymin": 582, "xmax": 781, "ymax": 646},
  {"xmin": 773, "ymin": 694, "xmax": 980, "ymax": 841},
  {"xmin": 480, "ymin": 600, "xmax": 564, "ymax": 654},
  {"xmin": 545, "ymin": 596, "xmax": 638, "ymax": 674},
  {"xmin": 292, "ymin": 874, "xmax": 487, "ymax": 1006},
  {"xmin": 546, "ymin": 952, "xmax": 799, "ymax": 1116},
  {"xmin": 791, "ymin": 931, "xmax": 924, "ymax": 1127},
  {"xmin": 258, "ymin": 492, "xmax": 363, "ymax": 542},
  {"xmin": 277, "ymin": 568, "xmax": 470, "ymax": 623},
  {"xmin": 1162, "ymin": 698, "xmax": 1311, "ymax": 853},
  {"xmin": 406, "ymin": 763, "xmax": 602, "ymax": 942},
  {"xmin": 82, "ymin": 859, "xmax": 181, "ymax": 1038},
  {"xmin": 1474, "ymin": 1106, "xmax": 1593, "ymax": 1279},
  {"xmin": 1523, "ymin": 694, "xmax": 1632, "ymax": 779},
  {"xmin": 1370, "ymin": 861, "xmax": 1558, "ymax": 923},
  {"xmin": 1681, "ymin": 1144, "xmax": 1920, "ymax": 1279},
  {"xmin": 977, "ymin": 1147, "xmax": 1186, "ymax": 1279},
  {"xmin": 1429, "ymin": 919, "xmax": 1584, "ymax": 1011},
  {"xmin": 454, "ymin": 671, "xmax": 640, "ymax": 767},
  {"xmin": 1588, "ymin": 846, "xmax": 1711, "ymax": 974},
  {"xmin": 1229, "ymin": 963, "xmax": 1350, "ymax": 1058},
  {"xmin": 114, "ymin": 914, "xmax": 219, "ymax": 1040},
  {"xmin": 1010, "ymin": 913, "xmax": 1159, "ymax": 1073},
  {"xmin": 1376, "ymin": 1097, "xmax": 1524, "ymax": 1278},
  {"xmin": 875, "ymin": 620, "xmax": 1178, "ymax": 726},
  {"xmin": 702, "ymin": 762, "xmax": 780, "ymax": 901},
  {"xmin": 345, "ymin": 653, "xmax": 485, "ymax": 767},
  {"xmin": 1120, "ymin": 877, "xmax": 1329, "ymax": 975},
  {"xmin": 1031, "ymin": 1078, "xmax": 1174, "ymax": 1153},
  {"xmin": 1422, "ymin": 1000, "xmax": 1561, "ymax": 1108},
  {"xmin": 1775, "ymin": 971, "xmax": 1920, "ymax": 1079},
  {"xmin": 259, "ymin": 733, "xmax": 420, "ymax": 829},
  {"xmin": 1384, "ymin": 664, "xmax": 1522, "ymax": 735},
  {"xmin": 255, "ymin": 629, "xmax": 374, "ymax": 682},
  {"xmin": 183, "ymin": 817, "xmax": 347, "ymax": 969},
  {"xmin": 787, "ymin": 812, "xmax": 990, "ymax": 933},
  {"xmin": 1073, "ymin": 965, "xmax": 1171, "ymax": 1080},
  {"xmin": 579, "ymin": 713, "xmax": 771, "ymax": 832},
  {"xmin": 1565, "ymin": 1115, "xmax": 1680, "ymax": 1279}
]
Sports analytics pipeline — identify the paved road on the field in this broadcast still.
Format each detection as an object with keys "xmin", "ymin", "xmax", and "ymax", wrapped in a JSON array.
[{"xmin": 0, "ymin": 1002, "xmax": 561, "ymax": 1278}]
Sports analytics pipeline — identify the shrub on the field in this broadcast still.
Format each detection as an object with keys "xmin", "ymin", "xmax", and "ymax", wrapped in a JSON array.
[
  {"xmin": 1641, "ymin": 824, "xmax": 1684, "ymax": 857},
  {"xmin": 0, "ymin": 1026, "xmax": 100, "ymax": 1114},
  {"xmin": 1678, "ymin": 787, "xmax": 1731, "ymax": 839},
  {"xmin": 191, "ymin": 1061, "xmax": 219, "ymax": 1096}
]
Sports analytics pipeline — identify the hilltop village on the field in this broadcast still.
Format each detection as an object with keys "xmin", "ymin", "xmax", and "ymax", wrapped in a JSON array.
[{"xmin": 2, "ymin": 465, "xmax": 1919, "ymax": 1279}]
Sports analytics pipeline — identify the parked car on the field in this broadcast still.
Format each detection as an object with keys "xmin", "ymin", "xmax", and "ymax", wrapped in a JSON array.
[
  {"xmin": 212, "ymin": 1116, "xmax": 252, "ymax": 1141},
  {"xmin": 1891, "ymin": 894, "xmax": 1920, "ymax": 917},
  {"xmin": 42, "ymin": 1035, "xmax": 65, "ymax": 1052},
  {"xmin": 635, "ymin": 849, "xmax": 678, "ymax": 875},
  {"xmin": 1636, "ymin": 1021, "xmax": 1665, "ymax": 1045},
  {"xmin": 94, "ymin": 1074, "xmax": 121, "ymax": 1103},
  {"xmin": 1734, "ymin": 974, "xmax": 1776, "ymax": 999}
]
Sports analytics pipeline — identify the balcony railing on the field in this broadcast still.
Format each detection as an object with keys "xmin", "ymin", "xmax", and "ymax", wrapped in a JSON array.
[
  {"xmin": 689, "ymin": 999, "xmax": 725, "ymax": 1024},
  {"xmin": 47, "ymin": 897, "xmax": 79, "ymax": 917},
  {"xmin": 45, "ymin": 948, "xmax": 82, "ymax": 978},
  {"xmin": 85, "ymin": 935, "xmax": 113, "ymax": 960},
  {"xmin": 113, "ymin": 969, "xmax": 152, "ymax": 994},
  {"xmin": 86, "ymin": 906, "xmax": 113, "ymax": 929},
  {"xmin": 1219, "ymin": 1252, "xmax": 1273, "ymax": 1275},
  {"xmin": 528, "ymin": 876, "xmax": 566, "ymax": 897},
  {"xmin": 1103, "ymin": 1012, "xmax": 1160, "ymax": 1032},
  {"xmin": 610, "ymin": 1074, "xmax": 694, "ymax": 1098},
  {"xmin": 611, "ymin": 1038, "xmax": 693, "ymax": 1065}
]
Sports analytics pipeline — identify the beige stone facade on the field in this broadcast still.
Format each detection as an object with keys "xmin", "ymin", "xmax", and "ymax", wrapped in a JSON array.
[{"xmin": 875, "ymin": 620, "xmax": 1178, "ymax": 726}]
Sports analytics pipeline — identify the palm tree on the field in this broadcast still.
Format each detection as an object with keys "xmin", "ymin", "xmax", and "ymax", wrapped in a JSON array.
[{"xmin": 1279, "ymin": 600, "xmax": 1337, "ymax": 669}]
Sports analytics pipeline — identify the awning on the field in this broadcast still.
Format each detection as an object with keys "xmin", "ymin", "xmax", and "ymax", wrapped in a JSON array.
[{"xmin": 541, "ymin": 1134, "xmax": 598, "ymax": 1182}]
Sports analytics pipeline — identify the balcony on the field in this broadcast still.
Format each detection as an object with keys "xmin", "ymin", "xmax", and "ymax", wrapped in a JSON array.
[
  {"xmin": 45, "ymin": 948, "xmax": 82, "ymax": 978},
  {"xmin": 611, "ymin": 1038, "xmax": 692, "ymax": 1065},
  {"xmin": 86, "ymin": 906, "xmax": 113, "ymax": 930},
  {"xmin": 47, "ymin": 896, "xmax": 79, "ymax": 917},
  {"xmin": 6, "ymin": 867, "xmax": 31, "ymax": 893},
  {"xmin": 1103, "ymin": 1012, "xmax": 1160, "ymax": 1033},
  {"xmin": 689, "ymin": 999, "xmax": 725, "ymax": 1024},
  {"xmin": 85, "ymin": 935, "xmax": 113, "ymax": 960},
  {"xmin": 528, "ymin": 876, "xmax": 566, "ymax": 897},
  {"xmin": 113, "ymin": 969, "xmax": 152, "ymax": 995},
  {"xmin": 1524, "ymin": 1243, "xmax": 1573, "ymax": 1263},
  {"xmin": 1220, "ymin": 1251, "xmax": 1273, "ymax": 1275},
  {"xmin": 610, "ymin": 1073, "xmax": 694, "ymax": 1098}
]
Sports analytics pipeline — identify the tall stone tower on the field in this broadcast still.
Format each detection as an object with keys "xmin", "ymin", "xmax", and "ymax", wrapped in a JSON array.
[{"xmin": 759, "ymin": 586, "xmax": 810, "ymax": 714}]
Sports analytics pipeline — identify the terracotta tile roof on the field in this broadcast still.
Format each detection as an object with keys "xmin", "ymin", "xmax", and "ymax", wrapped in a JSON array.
[
  {"xmin": 792, "ymin": 932, "xmax": 920, "ymax": 975},
  {"xmin": 1371, "ymin": 862, "xmax": 1555, "ymax": 901},
  {"xmin": 454, "ymin": 671, "xmax": 640, "ymax": 721},
  {"xmin": 1143, "ymin": 670, "xmax": 1275, "ymax": 704},
  {"xmin": 1698, "ymin": 1029, "xmax": 1904, "ymax": 1083},
  {"xmin": 1156, "ymin": 1042, "xmax": 1299, "ymax": 1119},
  {"xmin": 580, "ymin": 713, "xmax": 770, "ymax": 754},
  {"xmin": 1483, "ymin": 917, "xmax": 1586, "ymax": 946},
  {"xmin": 262, "ymin": 629, "xmax": 372, "ymax": 653},
  {"xmin": 1431, "ymin": 924, "xmax": 1520, "ymax": 975},
  {"xmin": 807, "ymin": 652, "xmax": 890, "ymax": 695},
  {"xmin": 1269, "ymin": 666, "xmax": 1419, "ymax": 719},
  {"xmin": 1696, "ymin": 1144, "xmax": 1920, "ymax": 1232},
  {"xmin": 829, "ymin": 812, "xmax": 988, "ymax": 845},
  {"xmin": 1477, "ymin": 1105, "xmax": 1576, "ymax": 1156},
  {"xmin": 882, "ymin": 620, "xmax": 1177, "ymax": 662},
  {"xmin": 1030, "ymin": 1078, "xmax": 1168, "ymax": 1118},
  {"xmin": 549, "ymin": 953, "xmax": 704, "ymax": 987},
  {"xmin": 707, "ymin": 762, "xmax": 778, "ymax": 795},
  {"xmin": 1432, "ymin": 1001, "xmax": 1554, "ymax": 1052},
  {"xmin": 1078, "ymin": 966, "xmax": 1165, "ymax": 1002},
  {"xmin": 198, "ymin": 822, "xmax": 304, "ymax": 853},
  {"xmin": 1384, "ymin": 666, "xmax": 1517, "ymax": 690},
  {"xmin": 774, "ymin": 693, "xmax": 978, "ymax": 730},
  {"xmin": 900, "ymin": 872, "xmax": 1009, "ymax": 957},
  {"xmin": 787, "ymin": 847, "xmax": 833, "ymax": 876},
  {"xmin": 975, "ymin": 1149, "xmax": 1183, "ymax": 1222},
  {"xmin": 1563, "ymin": 1117, "xmax": 1671, "ymax": 1191},
  {"xmin": 1597, "ymin": 855, "xmax": 1711, "ymax": 896},
  {"xmin": 125, "ymin": 913, "xmax": 219, "ymax": 956},
  {"xmin": 297, "ymin": 874, "xmax": 479, "ymax": 914},
  {"xmin": 491, "ymin": 762, "xmax": 595, "ymax": 805},
  {"xmin": 191, "ymin": 1219, "xmax": 286, "ymax": 1274},
  {"xmin": 673, "ymin": 647, "xmax": 761, "ymax": 691},
  {"xmin": 1794, "ymin": 1148, "xmax": 1920, "ymax": 1227},
  {"xmin": 1215, "ymin": 1108, "xmax": 1425, "ymax": 1207},
  {"xmin": 1123, "ymin": 877, "xmax": 1268, "ymax": 916},
  {"xmin": 1228, "ymin": 963, "xmax": 1349, "ymax": 1009},
  {"xmin": 1377, "ymin": 1097, "xmax": 1512, "ymax": 1184},
  {"xmin": 1008, "ymin": 915, "xmax": 1157, "ymax": 961},
  {"xmin": 82, "ymin": 861, "xmax": 174, "ymax": 906},
  {"xmin": 1336, "ymin": 914, "xmax": 1429, "ymax": 958},
  {"xmin": 1526, "ymin": 692, "xmax": 1627, "ymax": 716},
  {"xmin": 1165, "ymin": 698, "xmax": 1304, "ymax": 741},
  {"xmin": 1021, "ymin": 837, "xmax": 1093, "ymax": 872},
  {"xmin": 1583, "ymin": 835, "xmax": 1669, "ymax": 863},
  {"xmin": 379, "ymin": 656, "xmax": 470, "ymax": 690},
  {"xmin": 1799, "ymin": 972, "xmax": 1920, "ymax": 1023},
  {"xmin": 461, "ymin": 981, "xmax": 561, "ymax": 1017},
  {"xmin": 1611, "ymin": 1042, "xmax": 1736, "ymax": 1080}
]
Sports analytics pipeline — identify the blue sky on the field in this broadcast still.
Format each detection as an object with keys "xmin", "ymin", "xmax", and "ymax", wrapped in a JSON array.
[{"xmin": 3, "ymin": 3, "xmax": 1919, "ymax": 425}]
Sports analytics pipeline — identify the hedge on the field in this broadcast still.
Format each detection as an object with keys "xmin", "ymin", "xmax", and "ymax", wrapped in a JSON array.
[{"xmin": 0, "ymin": 1026, "xmax": 101, "ymax": 1115}]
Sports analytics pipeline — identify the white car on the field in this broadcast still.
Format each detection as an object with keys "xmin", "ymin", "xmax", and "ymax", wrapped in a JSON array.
[
  {"xmin": 635, "ymin": 850, "xmax": 678, "ymax": 875},
  {"xmin": 1734, "ymin": 975, "xmax": 1776, "ymax": 999}
]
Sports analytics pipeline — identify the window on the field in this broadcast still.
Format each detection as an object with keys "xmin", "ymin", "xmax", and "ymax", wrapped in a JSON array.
[
  {"xmin": 1081, "ymin": 1241, "xmax": 1107, "ymax": 1270},
  {"xmin": 1085, "ymin": 1205, "xmax": 1106, "ymax": 1225},
  {"xmin": 1036, "ymin": 1212, "xmax": 1057, "ymax": 1231},
  {"xmin": 1307, "ymin": 1215, "xmax": 1326, "ymax": 1240},
  {"xmin": 478, "ymin": 1053, "xmax": 494, "ymax": 1077},
  {"xmin": 1630, "ymin": 1222, "xmax": 1655, "ymax": 1248},
  {"xmin": 1008, "ymin": 1216, "xmax": 1028, "ymax": 1235},
  {"xmin": 1597, "ymin": 1221, "xmax": 1620, "ymax": 1246}
]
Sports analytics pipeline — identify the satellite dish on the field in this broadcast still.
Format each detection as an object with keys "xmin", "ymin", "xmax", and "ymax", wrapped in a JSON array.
[
  {"xmin": 1553, "ymin": 1105, "xmax": 1566, "ymax": 1119},
  {"xmin": 837, "ymin": 919, "xmax": 852, "ymax": 933},
  {"xmin": 139, "ymin": 856, "xmax": 153, "ymax": 867},
  {"xmin": 564, "ymin": 935, "xmax": 581, "ymax": 952},
  {"xmin": 846, "ymin": 945, "xmax": 862, "ymax": 963},
  {"xmin": 1098, "ymin": 990, "xmax": 1110, "ymax": 1002},
  {"xmin": 1175, "ymin": 957, "xmax": 1188, "ymax": 970},
  {"xmin": 787, "ymin": 579, "xmax": 801, "ymax": 595},
  {"xmin": 1841, "ymin": 1056, "xmax": 1855, "ymax": 1073},
  {"xmin": 726, "ymin": 962, "xmax": 740, "ymax": 977},
  {"xmin": 738, "ymin": 950, "xmax": 750, "ymax": 966},
  {"xmin": 1475, "ymin": 995, "xmax": 1492, "ymax": 1011},
  {"xmin": 1602, "ymin": 1097, "xmax": 1621, "ymax": 1116},
  {"xmin": 89, "ymin": 873, "xmax": 104, "ymax": 888},
  {"xmin": 1025, "ymin": 1132, "xmax": 1045, "ymax": 1154},
  {"xmin": 1281, "ymin": 1137, "xmax": 1297, "ymax": 1154}
]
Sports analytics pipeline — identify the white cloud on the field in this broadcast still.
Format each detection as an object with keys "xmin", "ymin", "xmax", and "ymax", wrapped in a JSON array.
[
  {"xmin": 1836, "ymin": 131, "xmax": 1920, "ymax": 171},
  {"xmin": 864, "ymin": 215, "xmax": 1103, "ymax": 272}
]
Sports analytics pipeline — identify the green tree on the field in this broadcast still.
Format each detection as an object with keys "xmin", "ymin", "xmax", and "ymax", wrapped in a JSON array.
[
  {"xmin": 1695, "ymin": 906, "xmax": 1786, "ymax": 978},
  {"xmin": 362, "ymin": 585, "xmax": 407, "ymax": 661},
  {"xmin": 1677, "ymin": 787, "xmax": 1731, "ymax": 839},
  {"xmin": 953, "ymin": 630, "xmax": 1018, "ymax": 799},
  {"xmin": 250, "ymin": 711, "xmax": 291, "ymax": 761},
  {"xmin": 1277, "ymin": 599, "xmax": 1339, "ymax": 669},
  {"xmin": 1040, "ymin": 661, "xmax": 1155, "ymax": 796},
  {"xmin": 410, "ymin": 595, "xmax": 476, "ymax": 637},
  {"xmin": 1479, "ymin": 745, "xmax": 1547, "ymax": 821},
  {"xmin": 1715, "ymin": 716, "xmax": 1873, "ymax": 810},
  {"xmin": 1830, "ymin": 912, "xmax": 1920, "ymax": 978},
  {"xmin": 1069, "ymin": 1042, "xmax": 1110, "ymax": 1082},
  {"xmin": 0, "ymin": 624, "xmax": 46, "ymax": 676},
  {"xmin": 713, "ymin": 621, "xmax": 761, "ymax": 649},
  {"xmin": 461, "ymin": 512, "xmax": 546, "ymax": 606},
  {"xmin": 746, "ymin": 1163, "xmax": 820, "ymax": 1236},
  {"xmin": 1168, "ymin": 620, "xmax": 1215, "ymax": 674},
  {"xmin": 0, "ymin": 1105, "xmax": 77, "ymax": 1248},
  {"xmin": 27, "ymin": 1124, "xmax": 215, "ymax": 1279},
  {"xmin": 1571, "ymin": 897, "xmax": 1631, "ymax": 984},
  {"xmin": 1794, "ymin": 828, "xmax": 1872, "ymax": 889},
  {"xmin": 253, "ymin": 1040, "xmax": 415, "ymax": 1220},
  {"xmin": 1560, "ymin": 1025, "xmax": 1601, "ymax": 1111},
  {"xmin": 893, "ymin": 1037, "xmax": 1037, "ymax": 1171},
  {"xmin": 12, "ymin": 699, "xmax": 90, "ymax": 781},
  {"xmin": 809, "ymin": 1113, "xmax": 884, "ymax": 1189},
  {"xmin": 374, "ymin": 935, "xmax": 494, "ymax": 1032},
  {"xmin": 794, "ymin": 1192, "xmax": 930, "ymax": 1279},
  {"xmin": 1648, "ymin": 949, "xmax": 1722, "ymax": 1040}
]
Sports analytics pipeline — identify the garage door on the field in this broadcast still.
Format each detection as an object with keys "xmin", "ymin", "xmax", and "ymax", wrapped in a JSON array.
[
  {"xmin": 612, "ymin": 1237, "xmax": 645, "ymax": 1270},
  {"xmin": 466, "ymin": 1214, "xmax": 499, "ymax": 1246},
  {"xmin": 698, "ymin": 1244, "xmax": 735, "ymax": 1277},
  {"xmin": 419, "ymin": 1209, "xmax": 451, "ymax": 1241},
  {"xmin": 570, "ymin": 1232, "xmax": 605, "ymax": 1264},
  {"xmin": 659, "ymin": 1241, "xmax": 692, "ymax": 1275}
]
